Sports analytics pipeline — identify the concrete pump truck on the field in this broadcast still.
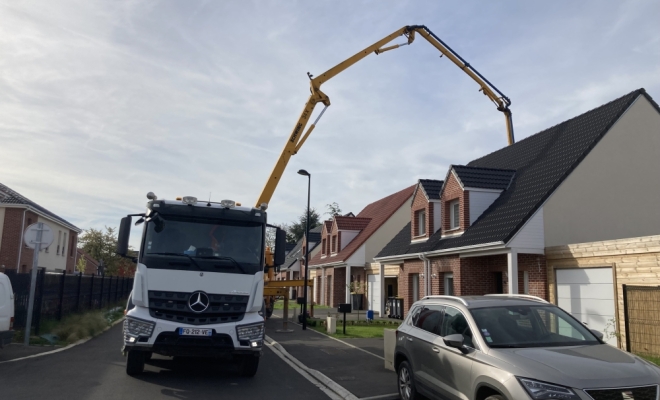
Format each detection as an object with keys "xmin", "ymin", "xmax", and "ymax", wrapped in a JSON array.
[{"xmin": 116, "ymin": 25, "xmax": 513, "ymax": 378}]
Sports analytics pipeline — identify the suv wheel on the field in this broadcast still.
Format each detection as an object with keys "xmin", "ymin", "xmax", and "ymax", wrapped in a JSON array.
[
  {"xmin": 126, "ymin": 350, "xmax": 145, "ymax": 376},
  {"xmin": 484, "ymin": 396, "xmax": 505, "ymax": 400},
  {"xmin": 397, "ymin": 360, "xmax": 418, "ymax": 400}
]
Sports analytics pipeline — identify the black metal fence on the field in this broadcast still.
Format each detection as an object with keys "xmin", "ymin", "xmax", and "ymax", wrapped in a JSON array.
[
  {"xmin": 5, "ymin": 269, "xmax": 133, "ymax": 335},
  {"xmin": 623, "ymin": 284, "xmax": 660, "ymax": 357}
]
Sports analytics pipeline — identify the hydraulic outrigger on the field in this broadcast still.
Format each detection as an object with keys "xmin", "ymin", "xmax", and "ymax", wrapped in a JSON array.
[{"xmin": 261, "ymin": 25, "xmax": 514, "ymax": 318}]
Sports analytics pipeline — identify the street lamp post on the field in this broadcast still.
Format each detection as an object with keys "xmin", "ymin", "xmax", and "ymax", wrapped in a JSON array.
[{"xmin": 297, "ymin": 169, "xmax": 311, "ymax": 331}]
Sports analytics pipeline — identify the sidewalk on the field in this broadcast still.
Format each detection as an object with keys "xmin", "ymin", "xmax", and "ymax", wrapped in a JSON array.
[{"xmin": 267, "ymin": 311, "xmax": 399, "ymax": 400}]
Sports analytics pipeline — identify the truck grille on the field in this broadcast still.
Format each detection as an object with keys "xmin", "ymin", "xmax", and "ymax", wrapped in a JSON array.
[
  {"xmin": 148, "ymin": 291, "xmax": 249, "ymax": 326},
  {"xmin": 585, "ymin": 385, "xmax": 658, "ymax": 400}
]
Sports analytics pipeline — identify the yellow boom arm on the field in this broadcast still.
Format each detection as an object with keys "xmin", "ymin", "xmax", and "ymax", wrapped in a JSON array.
[{"xmin": 255, "ymin": 25, "xmax": 514, "ymax": 208}]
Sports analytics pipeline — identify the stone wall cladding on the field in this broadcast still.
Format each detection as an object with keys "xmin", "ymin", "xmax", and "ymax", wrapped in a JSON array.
[
  {"xmin": 441, "ymin": 172, "xmax": 469, "ymax": 233},
  {"xmin": 546, "ymin": 235, "xmax": 660, "ymax": 350}
]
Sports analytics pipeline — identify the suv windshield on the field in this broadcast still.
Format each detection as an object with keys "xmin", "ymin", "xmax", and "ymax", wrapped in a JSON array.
[
  {"xmin": 470, "ymin": 305, "xmax": 600, "ymax": 348},
  {"xmin": 140, "ymin": 215, "xmax": 263, "ymax": 274}
]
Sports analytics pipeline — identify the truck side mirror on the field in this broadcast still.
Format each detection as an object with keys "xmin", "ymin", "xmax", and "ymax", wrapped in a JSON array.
[
  {"xmin": 117, "ymin": 216, "xmax": 131, "ymax": 257},
  {"xmin": 273, "ymin": 228, "xmax": 286, "ymax": 266}
]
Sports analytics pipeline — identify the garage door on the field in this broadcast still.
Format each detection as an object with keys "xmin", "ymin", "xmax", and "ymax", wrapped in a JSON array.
[
  {"xmin": 367, "ymin": 274, "xmax": 381, "ymax": 313},
  {"xmin": 556, "ymin": 268, "xmax": 616, "ymax": 345}
]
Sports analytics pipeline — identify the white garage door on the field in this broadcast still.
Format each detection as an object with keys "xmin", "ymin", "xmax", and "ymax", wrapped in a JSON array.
[
  {"xmin": 556, "ymin": 268, "xmax": 616, "ymax": 345},
  {"xmin": 367, "ymin": 274, "xmax": 381, "ymax": 313}
]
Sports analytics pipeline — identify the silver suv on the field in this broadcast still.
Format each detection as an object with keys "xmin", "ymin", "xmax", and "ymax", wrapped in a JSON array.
[{"xmin": 394, "ymin": 295, "xmax": 660, "ymax": 400}]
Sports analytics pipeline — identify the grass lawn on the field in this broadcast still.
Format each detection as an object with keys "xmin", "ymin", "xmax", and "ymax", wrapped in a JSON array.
[
  {"xmin": 638, "ymin": 354, "xmax": 660, "ymax": 366},
  {"xmin": 309, "ymin": 323, "xmax": 400, "ymax": 339}
]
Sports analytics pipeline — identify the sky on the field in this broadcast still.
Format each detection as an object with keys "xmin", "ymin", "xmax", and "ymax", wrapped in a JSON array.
[{"xmin": 1, "ymin": 0, "xmax": 659, "ymax": 248}]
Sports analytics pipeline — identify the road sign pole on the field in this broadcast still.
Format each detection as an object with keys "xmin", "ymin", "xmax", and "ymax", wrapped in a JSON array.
[{"xmin": 24, "ymin": 222, "xmax": 44, "ymax": 346}]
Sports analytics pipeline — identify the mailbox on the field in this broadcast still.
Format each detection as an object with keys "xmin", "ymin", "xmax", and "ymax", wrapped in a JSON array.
[
  {"xmin": 297, "ymin": 297, "xmax": 305, "ymax": 305},
  {"xmin": 338, "ymin": 303, "xmax": 352, "ymax": 314}
]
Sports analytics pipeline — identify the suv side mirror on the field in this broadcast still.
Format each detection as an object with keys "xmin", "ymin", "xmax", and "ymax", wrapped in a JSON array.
[
  {"xmin": 443, "ymin": 334, "xmax": 469, "ymax": 354},
  {"xmin": 116, "ymin": 216, "xmax": 131, "ymax": 257},
  {"xmin": 589, "ymin": 328, "xmax": 605, "ymax": 342},
  {"xmin": 273, "ymin": 228, "xmax": 286, "ymax": 266}
]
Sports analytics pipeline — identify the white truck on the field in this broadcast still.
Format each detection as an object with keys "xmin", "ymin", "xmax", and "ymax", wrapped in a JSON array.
[
  {"xmin": 0, "ymin": 272, "xmax": 15, "ymax": 348},
  {"xmin": 116, "ymin": 192, "xmax": 285, "ymax": 376}
]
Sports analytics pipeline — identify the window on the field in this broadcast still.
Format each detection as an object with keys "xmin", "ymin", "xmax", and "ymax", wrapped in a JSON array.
[
  {"xmin": 412, "ymin": 274, "xmax": 420, "ymax": 303},
  {"xmin": 450, "ymin": 200, "xmax": 460, "ymax": 229},
  {"xmin": 62, "ymin": 233, "xmax": 67, "ymax": 257},
  {"xmin": 70, "ymin": 235, "xmax": 75, "ymax": 258},
  {"xmin": 331, "ymin": 235, "xmax": 337, "ymax": 253},
  {"xmin": 441, "ymin": 306, "xmax": 474, "ymax": 347},
  {"xmin": 413, "ymin": 305, "xmax": 444, "ymax": 335},
  {"xmin": 416, "ymin": 210, "xmax": 426, "ymax": 236},
  {"xmin": 322, "ymin": 238, "xmax": 326, "ymax": 255},
  {"xmin": 444, "ymin": 273, "xmax": 454, "ymax": 296},
  {"xmin": 57, "ymin": 230, "xmax": 62, "ymax": 255}
]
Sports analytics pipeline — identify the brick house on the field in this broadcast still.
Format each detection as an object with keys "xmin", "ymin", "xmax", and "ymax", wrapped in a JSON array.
[
  {"xmin": 374, "ymin": 88, "xmax": 660, "ymax": 346},
  {"xmin": 0, "ymin": 183, "xmax": 82, "ymax": 274},
  {"xmin": 75, "ymin": 248, "xmax": 100, "ymax": 275},
  {"xmin": 308, "ymin": 185, "xmax": 414, "ymax": 310}
]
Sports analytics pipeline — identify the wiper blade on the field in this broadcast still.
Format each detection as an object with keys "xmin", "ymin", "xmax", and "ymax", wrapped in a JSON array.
[
  {"xmin": 193, "ymin": 255, "xmax": 246, "ymax": 274},
  {"xmin": 147, "ymin": 252, "xmax": 202, "ymax": 271},
  {"xmin": 489, "ymin": 344, "xmax": 523, "ymax": 348}
]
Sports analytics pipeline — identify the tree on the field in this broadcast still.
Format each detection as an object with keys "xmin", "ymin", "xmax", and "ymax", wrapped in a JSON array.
[
  {"xmin": 326, "ymin": 202, "xmax": 342, "ymax": 219},
  {"xmin": 265, "ymin": 223, "xmax": 295, "ymax": 248},
  {"xmin": 78, "ymin": 227, "xmax": 135, "ymax": 276},
  {"xmin": 76, "ymin": 256, "xmax": 87, "ymax": 275},
  {"xmin": 289, "ymin": 207, "xmax": 321, "ymax": 243}
]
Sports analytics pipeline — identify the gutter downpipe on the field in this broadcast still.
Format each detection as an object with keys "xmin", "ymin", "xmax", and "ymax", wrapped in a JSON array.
[
  {"xmin": 418, "ymin": 253, "xmax": 431, "ymax": 297},
  {"xmin": 16, "ymin": 207, "xmax": 27, "ymax": 271}
]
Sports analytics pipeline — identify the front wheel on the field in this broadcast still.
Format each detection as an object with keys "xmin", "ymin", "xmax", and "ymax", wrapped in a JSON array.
[
  {"xmin": 237, "ymin": 355, "xmax": 260, "ymax": 377},
  {"xmin": 397, "ymin": 360, "xmax": 418, "ymax": 400},
  {"xmin": 126, "ymin": 350, "xmax": 145, "ymax": 376}
]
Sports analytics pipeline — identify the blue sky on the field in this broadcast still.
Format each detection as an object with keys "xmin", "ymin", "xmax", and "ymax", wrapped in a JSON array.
[{"xmin": 1, "ymin": 0, "xmax": 659, "ymax": 247}]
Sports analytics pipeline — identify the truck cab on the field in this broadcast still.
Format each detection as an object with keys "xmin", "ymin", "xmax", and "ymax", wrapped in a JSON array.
[{"xmin": 117, "ymin": 193, "xmax": 285, "ymax": 376}]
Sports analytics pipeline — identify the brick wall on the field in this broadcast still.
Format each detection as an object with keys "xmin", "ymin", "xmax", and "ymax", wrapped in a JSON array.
[
  {"xmin": 411, "ymin": 186, "xmax": 432, "ymax": 239},
  {"xmin": 0, "ymin": 208, "xmax": 25, "ymax": 270},
  {"xmin": 441, "ymin": 172, "xmax": 469, "ymax": 233},
  {"xmin": 546, "ymin": 235, "xmax": 660, "ymax": 350},
  {"xmin": 65, "ymin": 231, "xmax": 77, "ymax": 273},
  {"xmin": 398, "ymin": 253, "xmax": 548, "ymax": 317},
  {"xmin": 332, "ymin": 267, "xmax": 346, "ymax": 307}
]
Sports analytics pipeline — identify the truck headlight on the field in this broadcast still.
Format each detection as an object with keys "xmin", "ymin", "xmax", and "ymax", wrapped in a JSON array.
[
  {"xmin": 236, "ymin": 322, "xmax": 264, "ymax": 341},
  {"xmin": 518, "ymin": 378, "xmax": 580, "ymax": 400},
  {"xmin": 124, "ymin": 317, "xmax": 155, "ymax": 339}
]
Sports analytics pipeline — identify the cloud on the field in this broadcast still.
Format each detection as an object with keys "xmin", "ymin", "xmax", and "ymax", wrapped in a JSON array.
[{"xmin": 1, "ymin": 0, "xmax": 659, "ymax": 250}]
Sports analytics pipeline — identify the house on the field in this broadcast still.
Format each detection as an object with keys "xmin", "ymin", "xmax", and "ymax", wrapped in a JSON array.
[
  {"xmin": 309, "ymin": 185, "xmax": 415, "ymax": 310},
  {"xmin": 0, "ymin": 183, "xmax": 82, "ymax": 273},
  {"xmin": 76, "ymin": 248, "xmax": 101, "ymax": 275},
  {"xmin": 277, "ymin": 225, "xmax": 323, "ymax": 299},
  {"xmin": 374, "ymin": 88, "xmax": 660, "ymax": 348}
]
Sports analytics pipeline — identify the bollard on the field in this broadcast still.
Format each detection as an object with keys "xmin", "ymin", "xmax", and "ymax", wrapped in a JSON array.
[{"xmin": 326, "ymin": 316, "xmax": 336, "ymax": 334}]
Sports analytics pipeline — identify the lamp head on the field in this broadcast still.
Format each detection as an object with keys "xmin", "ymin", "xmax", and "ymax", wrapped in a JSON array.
[{"xmin": 297, "ymin": 169, "xmax": 310, "ymax": 177}]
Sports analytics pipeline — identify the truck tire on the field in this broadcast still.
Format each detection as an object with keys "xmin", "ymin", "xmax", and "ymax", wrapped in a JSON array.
[
  {"xmin": 237, "ymin": 355, "xmax": 259, "ymax": 377},
  {"xmin": 126, "ymin": 350, "xmax": 145, "ymax": 376},
  {"xmin": 144, "ymin": 352, "xmax": 152, "ymax": 361}
]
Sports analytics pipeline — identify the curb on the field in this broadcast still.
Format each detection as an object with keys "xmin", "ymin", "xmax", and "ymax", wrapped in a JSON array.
[
  {"xmin": 0, "ymin": 317, "xmax": 125, "ymax": 364},
  {"xmin": 265, "ymin": 335, "xmax": 359, "ymax": 400}
]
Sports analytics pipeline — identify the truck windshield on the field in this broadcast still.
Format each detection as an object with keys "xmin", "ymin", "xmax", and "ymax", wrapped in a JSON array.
[{"xmin": 141, "ymin": 216, "xmax": 263, "ymax": 274}]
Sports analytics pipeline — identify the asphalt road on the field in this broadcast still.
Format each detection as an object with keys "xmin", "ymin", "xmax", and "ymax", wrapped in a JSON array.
[{"xmin": 0, "ymin": 324, "xmax": 329, "ymax": 400}]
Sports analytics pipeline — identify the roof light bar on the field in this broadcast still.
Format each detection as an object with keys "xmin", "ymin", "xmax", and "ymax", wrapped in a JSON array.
[
  {"xmin": 220, "ymin": 199, "xmax": 236, "ymax": 208},
  {"xmin": 182, "ymin": 196, "xmax": 197, "ymax": 205}
]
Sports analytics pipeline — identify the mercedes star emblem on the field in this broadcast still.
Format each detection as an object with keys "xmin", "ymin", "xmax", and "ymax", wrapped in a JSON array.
[{"xmin": 189, "ymin": 291, "xmax": 210, "ymax": 313}]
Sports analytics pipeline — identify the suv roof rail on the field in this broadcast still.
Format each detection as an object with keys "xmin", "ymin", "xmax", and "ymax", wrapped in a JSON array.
[
  {"xmin": 421, "ymin": 295, "xmax": 469, "ymax": 306},
  {"xmin": 484, "ymin": 294, "xmax": 549, "ymax": 303}
]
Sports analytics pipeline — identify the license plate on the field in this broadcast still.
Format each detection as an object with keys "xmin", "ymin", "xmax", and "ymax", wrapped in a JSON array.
[{"xmin": 178, "ymin": 328, "xmax": 212, "ymax": 336}]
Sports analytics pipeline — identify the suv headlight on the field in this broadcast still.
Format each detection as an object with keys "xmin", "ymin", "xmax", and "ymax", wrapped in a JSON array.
[
  {"xmin": 124, "ymin": 317, "xmax": 155, "ymax": 341},
  {"xmin": 518, "ymin": 378, "xmax": 580, "ymax": 400},
  {"xmin": 236, "ymin": 322, "xmax": 264, "ymax": 341}
]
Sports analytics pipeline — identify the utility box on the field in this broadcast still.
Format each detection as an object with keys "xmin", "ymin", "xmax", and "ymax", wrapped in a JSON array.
[
  {"xmin": 338, "ymin": 303, "xmax": 352, "ymax": 314},
  {"xmin": 383, "ymin": 329, "xmax": 396, "ymax": 371},
  {"xmin": 326, "ymin": 316, "xmax": 337, "ymax": 334}
]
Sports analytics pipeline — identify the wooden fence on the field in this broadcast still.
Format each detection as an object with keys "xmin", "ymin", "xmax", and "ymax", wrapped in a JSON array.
[{"xmin": 623, "ymin": 284, "xmax": 660, "ymax": 356}]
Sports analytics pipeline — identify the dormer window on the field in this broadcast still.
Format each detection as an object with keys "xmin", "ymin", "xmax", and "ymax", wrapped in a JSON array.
[
  {"xmin": 322, "ymin": 238, "xmax": 327, "ymax": 255},
  {"xmin": 450, "ymin": 200, "xmax": 460, "ymax": 229},
  {"xmin": 331, "ymin": 235, "xmax": 337, "ymax": 253},
  {"xmin": 416, "ymin": 210, "xmax": 426, "ymax": 236}
]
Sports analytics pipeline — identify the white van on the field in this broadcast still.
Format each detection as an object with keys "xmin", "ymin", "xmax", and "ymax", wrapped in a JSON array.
[{"xmin": 0, "ymin": 272, "xmax": 15, "ymax": 348}]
